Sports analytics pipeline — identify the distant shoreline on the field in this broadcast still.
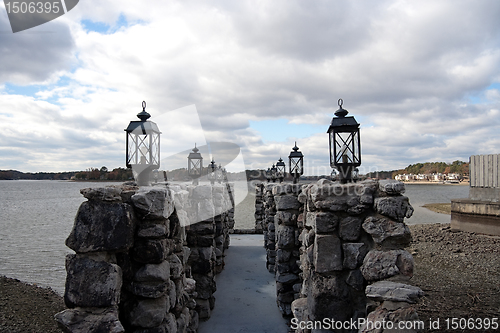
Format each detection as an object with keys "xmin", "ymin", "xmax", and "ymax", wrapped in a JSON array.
[{"xmin": 401, "ymin": 181, "xmax": 469, "ymax": 186}]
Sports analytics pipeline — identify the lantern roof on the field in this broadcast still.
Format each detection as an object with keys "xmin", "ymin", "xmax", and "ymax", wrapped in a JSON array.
[
  {"xmin": 188, "ymin": 144, "xmax": 203, "ymax": 159},
  {"xmin": 327, "ymin": 99, "xmax": 359, "ymax": 133},
  {"xmin": 289, "ymin": 142, "xmax": 304, "ymax": 158},
  {"xmin": 277, "ymin": 157, "xmax": 285, "ymax": 166},
  {"xmin": 125, "ymin": 101, "xmax": 161, "ymax": 134}
]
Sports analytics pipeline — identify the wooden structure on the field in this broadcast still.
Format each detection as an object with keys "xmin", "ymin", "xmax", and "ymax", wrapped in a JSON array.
[{"xmin": 451, "ymin": 154, "xmax": 500, "ymax": 236}]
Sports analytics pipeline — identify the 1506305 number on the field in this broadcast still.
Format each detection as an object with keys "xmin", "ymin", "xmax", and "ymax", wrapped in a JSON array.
[
  {"xmin": 5, "ymin": 2, "xmax": 60, "ymax": 14},
  {"xmin": 445, "ymin": 318, "xmax": 498, "ymax": 330}
]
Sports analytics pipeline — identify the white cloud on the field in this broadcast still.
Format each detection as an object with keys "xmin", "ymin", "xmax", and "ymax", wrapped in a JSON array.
[{"xmin": 1, "ymin": 0, "xmax": 500, "ymax": 174}]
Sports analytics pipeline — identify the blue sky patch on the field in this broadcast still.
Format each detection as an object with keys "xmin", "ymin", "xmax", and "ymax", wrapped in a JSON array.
[
  {"xmin": 81, "ymin": 14, "xmax": 144, "ymax": 34},
  {"xmin": 81, "ymin": 19, "xmax": 110, "ymax": 33}
]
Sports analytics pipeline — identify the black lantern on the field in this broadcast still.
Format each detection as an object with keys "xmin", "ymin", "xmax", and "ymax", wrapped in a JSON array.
[
  {"xmin": 188, "ymin": 144, "xmax": 203, "ymax": 185},
  {"xmin": 270, "ymin": 164, "xmax": 277, "ymax": 182},
  {"xmin": 265, "ymin": 167, "xmax": 272, "ymax": 183},
  {"xmin": 216, "ymin": 164, "xmax": 224, "ymax": 184},
  {"xmin": 208, "ymin": 159, "xmax": 217, "ymax": 185},
  {"xmin": 289, "ymin": 142, "xmax": 304, "ymax": 184},
  {"xmin": 221, "ymin": 166, "xmax": 228, "ymax": 184},
  {"xmin": 125, "ymin": 101, "xmax": 161, "ymax": 186},
  {"xmin": 327, "ymin": 99, "xmax": 361, "ymax": 183},
  {"xmin": 276, "ymin": 158, "xmax": 286, "ymax": 183}
]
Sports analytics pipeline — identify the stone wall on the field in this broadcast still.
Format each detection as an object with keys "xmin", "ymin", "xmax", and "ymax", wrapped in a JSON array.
[
  {"xmin": 262, "ymin": 183, "xmax": 278, "ymax": 273},
  {"xmin": 55, "ymin": 183, "xmax": 234, "ymax": 333},
  {"xmin": 257, "ymin": 179, "xmax": 423, "ymax": 332},
  {"xmin": 254, "ymin": 183, "xmax": 265, "ymax": 233},
  {"xmin": 272, "ymin": 184, "xmax": 303, "ymax": 317}
]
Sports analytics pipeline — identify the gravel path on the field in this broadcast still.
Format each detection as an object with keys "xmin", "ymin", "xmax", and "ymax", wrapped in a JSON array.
[{"xmin": 1, "ymin": 223, "xmax": 498, "ymax": 333}]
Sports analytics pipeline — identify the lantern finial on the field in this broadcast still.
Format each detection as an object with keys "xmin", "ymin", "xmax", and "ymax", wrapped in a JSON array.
[
  {"xmin": 137, "ymin": 100, "xmax": 151, "ymax": 122},
  {"xmin": 334, "ymin": 98, "xmax": 348, "ymax": 118}
]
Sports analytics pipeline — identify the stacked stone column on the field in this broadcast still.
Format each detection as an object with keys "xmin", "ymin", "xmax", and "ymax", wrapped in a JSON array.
[
  {"xmin": 120, "ymin": 186, "xmax": 196, "ymax": 333},
  {"xmin": 254, "ymin": 183, "xmax": 265, "ymax": 233},
  {"xmin": 273, "ymin": 184, "xmax": 303, "ymax": 317},
  {"xmin": 55, "ymin": 186, "xmax": 136, "ymax": 332},
  {"xmin": 285, "ymin": 179, "xmax": 423, "ymax": 333},
  {"xmin": 185, "ymin": 184, "xmax": 233, "ymax": 320},
  {"xmin": 55, "ymin": 182, "xmax": 234, "ymax": 333},
  {"xmin": 262, "ymin": 183, "xmax": 277, "ymax": 272}
]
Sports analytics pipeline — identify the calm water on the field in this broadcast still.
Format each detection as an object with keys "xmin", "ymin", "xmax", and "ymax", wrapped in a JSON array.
[
  {"xmin": 0, "ymin": 180, "xmax": 468, "ymax": 294},
  {"xmin": 0, "ymin": 180, "xmax": 123, "ymax": 295}
]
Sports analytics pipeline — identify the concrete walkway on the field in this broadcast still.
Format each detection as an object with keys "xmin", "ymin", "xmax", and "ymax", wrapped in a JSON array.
[{"xmin": 198, "ymin": 235, "xmax": 289, "ymax": 333}]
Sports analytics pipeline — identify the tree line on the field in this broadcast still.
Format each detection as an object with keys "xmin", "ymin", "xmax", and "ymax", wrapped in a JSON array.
[
  {"xmin": 392, "ymin": 160, "xmax": 469, "ymax": 178},
  {"xmin": 0, "ymin": 167, "xmax": 133, "ymax": 181}
]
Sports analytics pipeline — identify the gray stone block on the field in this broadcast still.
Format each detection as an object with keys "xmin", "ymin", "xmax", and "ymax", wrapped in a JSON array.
[
  {"xmin": 129, "ymin": 296, "xmax": 168, "ymax": 328},
  {"xmin": 66, "ymin": 201, "xmax": 135, "ymax": 253},
  {"xmin": 277, "ymin": 224, "xmax": 296, "ymax": 249},
  {"xmin": 379, "ymin": 179, "xmax": 406, "ymax": 195},
  {"xmin": 137, "ymin": 223, "xmax": 169, "ymax": 239},
  {"xmin": 362, "ymin": 216, "xmax": 412, "ymax": 247},
  {"xmin": 346, "ymin": 269, "xmax": 365, "ymax": 291},
  {"xmin": 275, "ymin": 194, "xmax": 301, "ymax": 210},
  {"xmin": 54, "ymin": 307, "xmax": 124, "ymax": 333},
  {"xmin": 276, "ymin": 273, "xmax": 299, "ymax": 284},
  {"xmin": 360, "ymin": 303, "xmax": 419, "ymax": 333},
  {"xmin": 134, "ymin": 261, "xmax": 170, "ymax": 282},
  {"xmin": 132, "ymin": 239, "xmax": 168, "ymax": 264},
  {"xmin": 314, "ymin": 234, "xmax": 342, "ymax": 272},
  {"xmin": 132, "ymin": 187, "xmax": 174, "ymax": 220},
  {"xmin": 192, "ymin": 185, "xmax": 213, "ymax": 199},
  {"xmin": 342, "ymin": 243, "xmax": 367, "ymax": 269},
  {"xmin": 306, "ymin": 211, "xmax": 338, "ymax": 234},
  {"xmin": 374, "ymin": 196, "xmax": 414, "ymax": 222},
  {"xmin": 80, "ymin": 186, "xmax": 123, "ymax": 202},
  {"xmin": 275, "ymin": 210, "xmax": 296, "ymax": 226},
  {"xmin": 365, "ymin": 281, "xmax": 423, "ymax": 303},
  {"xmin": 339, "ymin": 216, "xmax": 363, "ymax": 241},
  {"xmin": 127, "ymin": 281, "xmax": 169, "ymax": 298},
  {"xmin": 291, "ymin": 298, "xmax": 308, "ymax": 322},
  {"xmin": 361, "ymin": 250, "xmax": 414, "ymax": 281},
  {"xmin": 64, "ymin": 254, "xmax": 122, "ymax": 308},
  {"xmin": 308, "ymin": 273, "xmax": 351, "ymax": 321}
]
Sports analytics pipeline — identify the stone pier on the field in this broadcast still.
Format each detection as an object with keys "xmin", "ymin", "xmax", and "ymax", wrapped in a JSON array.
[{"xmin": 55, "ymin": 182, "xmax": 234, "ymax": 333}]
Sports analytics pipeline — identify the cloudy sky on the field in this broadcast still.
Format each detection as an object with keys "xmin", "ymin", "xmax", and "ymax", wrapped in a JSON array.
[{"xmin": 1, "ymin": 0, "xmax": 499, "ymax": 175}]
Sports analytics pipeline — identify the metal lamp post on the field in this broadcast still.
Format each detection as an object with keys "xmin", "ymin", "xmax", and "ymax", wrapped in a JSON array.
[
  {"xmin": 288, "ymin": 142, "xmax": 304, "ymax": 184},
  {"xmin": 270, "ymin": 164, "xmax": 277, "ymax": 183},
  {"xmin": 125, "ymin": 101, "xmax": 161, "ymax": 186},
  {"xmin": 265, "ymin": 168, "xmax": 272, "ymax": 183},
  {"xmin": 216, "ymin": 164, "xmax": 224, "ymax": 184},
  {"xmin": 188, "ymin": 144, "xmax": 203, "ymax": 185},
  {"xmin": 327, "ymin": 99, "xmax": 361, "ymax": 183},
  {"xmin": 208, "ymin": 159, "xmax": 217, "ymax": 185},
  {"xmin": 276, "ymin": 158, "xmax": 286, "ymax": 183}
]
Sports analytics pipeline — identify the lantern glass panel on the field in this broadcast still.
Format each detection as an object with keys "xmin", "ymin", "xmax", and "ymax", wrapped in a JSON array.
[
  {"xmin": 188, "ymin": 158, "xmax": 202, "ymax": 176},
  {"xmin": 126, "ymin": 124, "xmax": 160, "ymax": 168},
  {"xmin": 276, "ymin": 159, "xmax": 286, "ymax": 179},
  {"xmin": 290, "ymin": 157, "xmax": 303, "ymax": 175},
  {"xmin": 331, "ymin": 131, "xmax": 360, "ymax": 167}
]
